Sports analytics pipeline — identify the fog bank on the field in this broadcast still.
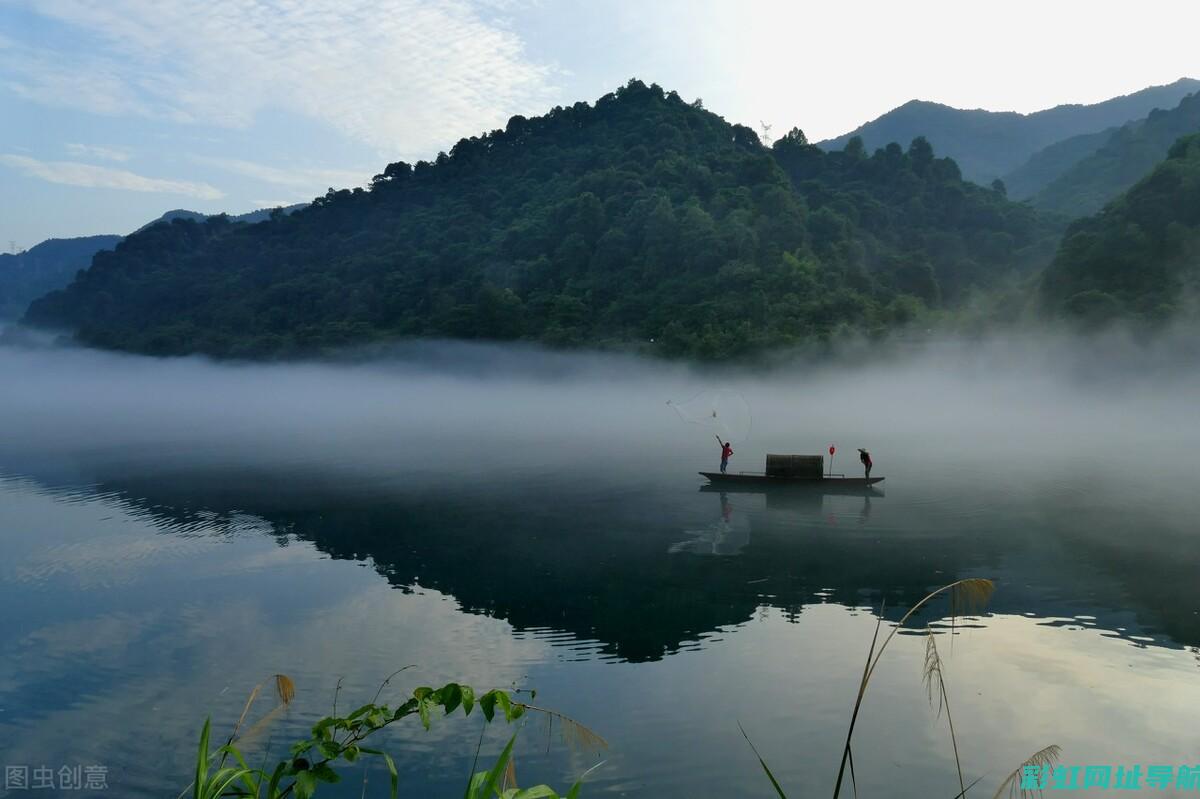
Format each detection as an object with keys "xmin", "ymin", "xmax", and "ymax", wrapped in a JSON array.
[{"xmin": 2, "ymin": 334, "xmax": 1198, "ymax": 493}]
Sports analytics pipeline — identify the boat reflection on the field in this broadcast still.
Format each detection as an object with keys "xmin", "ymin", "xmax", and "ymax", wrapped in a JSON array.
[{"xmin": 670, "ymin": 491, "xmax": 751, "ymax": 555}]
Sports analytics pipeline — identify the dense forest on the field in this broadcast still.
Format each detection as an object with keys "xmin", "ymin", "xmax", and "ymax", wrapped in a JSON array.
[
  {"xmin": 23, "ymin": 80, "xmax": 1061, "ymax": 360},
  {"xmin": 1040, "ymin": 133, "xmax": 1200, "ymax": 323},
  {"xmin": 1031, "ymin": 91, "xmax": 1200, "ymax": 216},
  {"xmin": 816, "ymin": 78, "xmax": 1200, "ymax": 183}
]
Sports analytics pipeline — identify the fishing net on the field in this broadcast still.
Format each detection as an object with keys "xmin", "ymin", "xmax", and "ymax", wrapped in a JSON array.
[{"xmin": 666, "ymin": 389, "xmax": 753, "ymax": 444}]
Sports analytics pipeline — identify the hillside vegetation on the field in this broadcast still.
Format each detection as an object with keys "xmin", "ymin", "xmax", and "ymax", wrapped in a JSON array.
[
  {"xmin": 0, "ymin": 235, "xmax": 121, "ymax": 319},
  {"xmin": 1031, "ymin": 91, "xmax": 1200, "ymax": 217},
  {"xmin": 1040, "ymin": 133, "xmax": 1200, "ymax": 323},
  {"xmin": 24, "ymin": 81, "xmax": 1059, "ymax": 359}
]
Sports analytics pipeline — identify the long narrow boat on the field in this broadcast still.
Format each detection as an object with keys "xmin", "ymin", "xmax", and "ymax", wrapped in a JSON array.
[{"xmin": 699, "ymin": 472, "xmax": 884, "ymax": 488}]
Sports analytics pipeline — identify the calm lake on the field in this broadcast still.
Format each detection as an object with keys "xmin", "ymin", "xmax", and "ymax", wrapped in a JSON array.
[{"xmin": 1, "ymin": 339, "xmax": 1198, "ymax": 798}]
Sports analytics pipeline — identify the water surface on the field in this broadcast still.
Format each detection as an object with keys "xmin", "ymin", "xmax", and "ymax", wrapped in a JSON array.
[{"xmin": 1, "ymin": 340, "xmax": 1198, "ymax": 797}]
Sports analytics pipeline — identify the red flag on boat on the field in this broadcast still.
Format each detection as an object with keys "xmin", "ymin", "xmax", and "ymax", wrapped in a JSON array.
[{"xmin": 829, "ymin": 445, "xmax": 836, "ymax": 455}]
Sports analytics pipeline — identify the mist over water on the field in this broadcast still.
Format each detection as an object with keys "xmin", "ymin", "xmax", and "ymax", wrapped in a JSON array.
[
  {"xmin": 2, "ymin": 335, "xmax": 1199, "ymax": 798},
  {"xmin": 3, "ymin": 332, "xmax": 1199, "ymax": 483}
]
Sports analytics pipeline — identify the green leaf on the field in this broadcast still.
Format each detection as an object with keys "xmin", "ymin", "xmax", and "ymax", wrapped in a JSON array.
[
  {"xmin": 344, "ymin": 745, "xmax": 360, "ymax": 763},
  {"xmin": 738, "ymin": 721, "xmax": 787, "ymax": 799},
  {"xmin": 441, "ymin": 683, "xmax": 463, "ymax": 715},
  {"xmin": 193, "ymin": 718, "xmax": 211, "ymax": 799},
  {"xmin": 460, "ymin": 685, "xmax": 476, "ymax": 716},
  {"xmin": 216, "ymin": 745, "xmax": 261, "ymax": 797},
  {"xmin": 465, "ymin": 771, "xmax": 489, "ymax": 799},
  {"xmin": 317, "ymin": 740, "xmax": 340, "ymax": 759},
  {"xmin": 418, "ymin": 697, "xmax": 432, "ymax": 730},
  {"xmin": 480, "ymin": 691, "xmax": 498, "ymax": 722},
  {"xmin": 294, "ymin": 770, "xmax": 318, "ymax": 799},
  {"xmin": 381, "ymin": 752, "xmax": 399, "ymax": 799},
  {"xmin": 511, "ymin": 787, "xmax": 558, "ymax": 798},
  {"xmin": 475, "ymin": 734, "xmax": 517, "ymax": 799},
  {"xmin": 347, "ymin": 703, "xmax": 374, "ymax": 720},
  {"xmin": 265, "ymin": 763, "xmax": 287, "ymax": 799},
  {"xmin": 393, "ymin": 698, "xmax": 418, "ymax": 720},
  {"xmin": 413, "ymin": 686, "xmax": 433, "ymax": 700},
  {"xmin": 311, "ymin": 762, "xmax": 341, "ymax": 784}
]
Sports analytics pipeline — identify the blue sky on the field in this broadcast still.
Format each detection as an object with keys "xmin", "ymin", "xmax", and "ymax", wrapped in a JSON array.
[{"xmin": 2, "ymin": 0, "xmax": 1198, "ymax": 247}]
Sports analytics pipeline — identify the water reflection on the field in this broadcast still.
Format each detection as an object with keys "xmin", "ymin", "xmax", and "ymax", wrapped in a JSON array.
[
  {"xmin": 9, "ymin": 459, "xmax": 1200, "ymax": 662},
  {"xmin": 670, "ymin": 492, "xmax": 750, "ymax": 556},
  {"xmin": 4, "ymin": 463, "xmax": 1200, "ymax": 799}
]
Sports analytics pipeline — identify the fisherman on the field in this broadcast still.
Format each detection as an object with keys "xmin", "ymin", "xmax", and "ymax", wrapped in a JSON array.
[
  {"xmin": 858, "ymin": 448, "xmax": 873, "ymax": 480},
  {"xmin": 720, "ymin": 440, "xmax": 733, "ymax": 473}
]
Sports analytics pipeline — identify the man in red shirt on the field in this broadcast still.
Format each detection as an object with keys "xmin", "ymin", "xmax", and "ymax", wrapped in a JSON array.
[{"xmin": 720, "ymin": 441, "xmax": 733, "ymax": 473}]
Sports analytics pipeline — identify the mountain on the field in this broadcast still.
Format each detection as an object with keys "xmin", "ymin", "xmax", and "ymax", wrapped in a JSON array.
[
  {"xmin": 1039, "ymin": 133, "xmax": 1200, "ymax": 324},
  {"xmin": 22, "ymin": 80, "xmax": 1059, "ymax": 360},
  {"xmin": 1001, "ymin": 127, "xmax": 1116, "ymax": 200},
  {"xmin": 0, "ymin": 235, "xmax": 121, "ymax": 319},
  {"xmin": 0, "ymin": 204, "xmax": 307, "ymax": 321},
  {"xmin": 817, "ymin": 78, "xmax": 1200, "ymax": 184},
  {"xmin": 135, "ymin": 204, "xmax": 307, "ymax": 233},
  {"xmin": 1030, "ymin": 92, "xmax": 1200, "ymax": 217},
  {"xmin": 771, "ymin": 131, "xmax": 1058, "ymax": 305}
]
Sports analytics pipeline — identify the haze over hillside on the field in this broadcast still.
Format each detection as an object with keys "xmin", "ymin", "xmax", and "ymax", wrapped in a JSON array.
[
  {"xmin": 817, "ymin": 78, "xmax": 1200, "ymax": 184},
  {"xmin": 0, "ymin": 205, "xmax": 306, "ymax": 322},
  {"xmin": 1029, "ymin": 91, "xmax": 1200, "ymax": 216},
  {"xmin": 0, "ymin": 235, "xmax": 120, "ymax": 320}
]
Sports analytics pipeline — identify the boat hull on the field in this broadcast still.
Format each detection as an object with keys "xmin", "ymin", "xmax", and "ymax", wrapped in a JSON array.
[{"xmin": 699, "ymin": 472, "xmax": 884, "ymax": 488}]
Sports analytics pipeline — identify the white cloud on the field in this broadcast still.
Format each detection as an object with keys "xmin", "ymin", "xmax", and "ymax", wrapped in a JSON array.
[
  {"xmin": 0, "ymin": 154, "xmax": 224, "ymax": 199},
  {"xmin": 6, "ymin": 0, "xmax": 557, "ymax": 157},
  {"xmin": 65, "ymin": 142, "xmax": 132, "ymax": 162},
  {"xmin": 193, "ymin": 156, "xmax": 369, "ymax": 191}
]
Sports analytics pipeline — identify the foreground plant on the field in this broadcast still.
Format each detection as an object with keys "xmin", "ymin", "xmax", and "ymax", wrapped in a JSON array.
[
  {"xmin": 186, "ymin": 673, "xmax": 603, "ymax": 799},
  {"xmin": 740, "ymin": 577, "xmax": 1060, "ymax": 798}
]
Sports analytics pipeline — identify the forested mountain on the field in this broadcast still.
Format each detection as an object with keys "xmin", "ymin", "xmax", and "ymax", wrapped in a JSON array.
[
  {"xmin": 817, "ymin": 78, "xmax": 1199, "ymax": 184},
  {"xmin": 134, "ymin": 205, "xmax": 306, "ymax": 233},
  {"xmin": 23, "ymin": 80, "xmax": 1059, "ymax": 359},
  {"xmin": 1040, "ymin": 134, "xmax": 1200, "ymax": 323},
  {"xmin": 771, "ymin": 131, "xmax": 1057, "ymax": 305},
  {"xmin": 0, "ymin": 235, "xmax": 121, "ymax": 319},
  {"xmin": 1031, "ymin": 92, "xmax": 1200, "ymax": 217},
  {"xmin": 1002, "ymin": 128, "xmax": 1116, "ymax": 200},
  {"xmin": 0, "ymin": 206, "xmax": 305, "ymax": 322}
]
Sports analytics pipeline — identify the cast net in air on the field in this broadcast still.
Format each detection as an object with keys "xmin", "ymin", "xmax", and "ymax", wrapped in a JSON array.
[{"xmin": 666, "ymin": 389, "xmax": 753, "ymax": 445}]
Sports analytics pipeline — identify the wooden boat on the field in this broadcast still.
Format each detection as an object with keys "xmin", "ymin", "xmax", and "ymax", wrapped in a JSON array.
[
  {"xmin": 700, "ymin": 472, "xmax": 883, "ymax": 488},
  {"xmin": 700, "ymin": 452, "xmax": 883, "ymax": 491}
]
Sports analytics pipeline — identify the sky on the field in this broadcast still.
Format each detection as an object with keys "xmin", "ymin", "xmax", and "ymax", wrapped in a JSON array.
[{"xmin": 1, "ymin": 0, "xmax": 1198, "ymax": 247}]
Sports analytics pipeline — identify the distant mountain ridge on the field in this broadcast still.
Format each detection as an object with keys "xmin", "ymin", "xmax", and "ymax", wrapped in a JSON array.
[
  {"xmin": 817, "ymin": 78, "xmax": 1200, "ymax": 184},
  {"xmin": 1029, "ymin": 91, "xmax": 1200, "ymax": 216},
  {"xmin": 1, "ymin": 204, "xmax": 306, "ymax": 321},
  {"xmin": 0, "ymin": 235, "xmax": 121, "ymax": 319}
]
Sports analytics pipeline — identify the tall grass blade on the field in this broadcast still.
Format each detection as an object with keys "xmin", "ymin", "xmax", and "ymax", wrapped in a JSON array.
[
  {"xmin": 832, "ymin": 600, "xmax": 884, "ymax": 799},
  {"xmin": 991, "ymin": 745, "xmax": 1062, "ymax": 799},
  {"xmin": 834, "ymin": 580, "xmax": 995, "ymax": 799},
  {"xmin": 564, "ymin": 761, "xmax": 605, "ymax": 799},
  {"xmin": 193, "ymin": 718, "xmax": 211, "ymax": 799},
  {"xmin": 467, "ymin": 733, "xmax": 517, "ymax": 799},
  {"xmin": 924, "ymin": 629, "xmax": 966, "ymax": 797},
  {"xmin": 737, "ymin": 721, "xmax": 788, "ymax": 799}
]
